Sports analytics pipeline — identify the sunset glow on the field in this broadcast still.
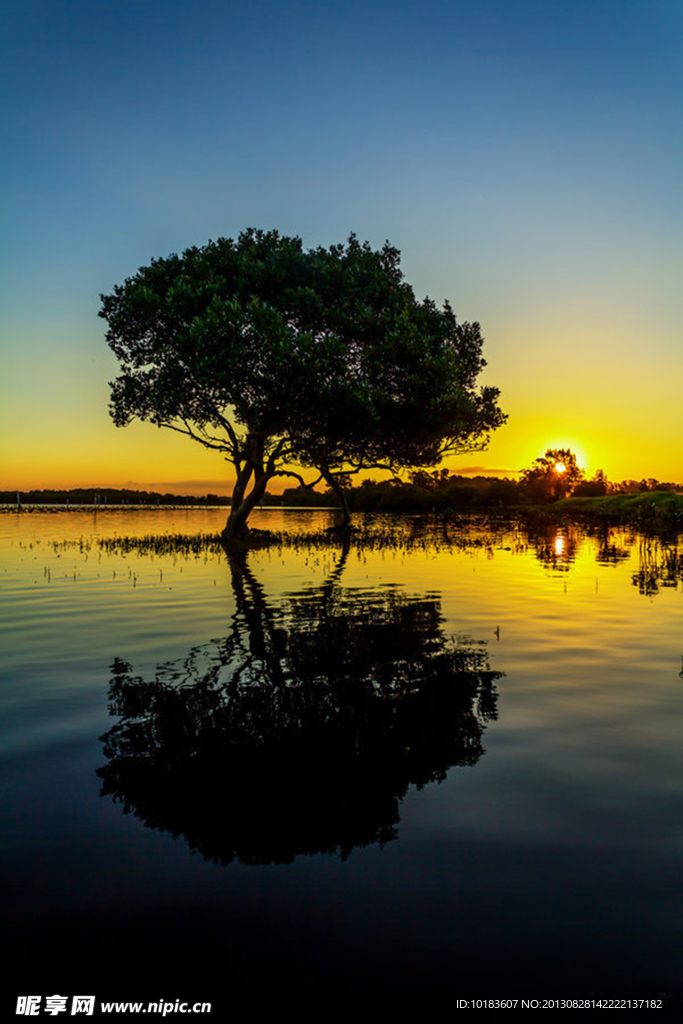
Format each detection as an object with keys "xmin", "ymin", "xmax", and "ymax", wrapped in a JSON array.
[{"xmin": 2, "ymin": 1, "xmax": 682, "ymax": 492}]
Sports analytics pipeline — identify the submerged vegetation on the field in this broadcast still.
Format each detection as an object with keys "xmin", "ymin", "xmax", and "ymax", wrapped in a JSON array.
[
  {"xmin": 40, "ymin": 512, "xmax": 683, "ymax": 599},
  {"xmin": 58, "ymin": 516, "xmax": 517, "ymax": 558}
]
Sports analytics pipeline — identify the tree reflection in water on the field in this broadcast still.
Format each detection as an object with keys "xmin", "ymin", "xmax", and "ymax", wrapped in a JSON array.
[
  {"xmin": 99, "ymin": 544, "xmax": 503, "ymax": 865},
  {"xmin": 632, "ymin": 536, "xmax": 683, "ymax": 596},
  {"xmin": 525, "ymin": 523, "xmax": 580, "ymax": 571},
  {"xmin": 524, "ymin": 521, "xmax": 683, "ymax": 596}
]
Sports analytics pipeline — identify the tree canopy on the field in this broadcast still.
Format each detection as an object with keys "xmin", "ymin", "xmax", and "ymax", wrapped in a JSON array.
[
  {"xmin": 520, "ymin": 448, "xmax": 584, "ymax": 503},
  {"xmin": 100, "ymin": 229, "xmax": 506, "ymax": 540}
]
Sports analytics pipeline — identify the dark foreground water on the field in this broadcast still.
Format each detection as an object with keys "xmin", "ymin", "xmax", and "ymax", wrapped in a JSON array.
[{"xmin": 2, "ymin": 509, "xmax": 683, "ymax": 1018}]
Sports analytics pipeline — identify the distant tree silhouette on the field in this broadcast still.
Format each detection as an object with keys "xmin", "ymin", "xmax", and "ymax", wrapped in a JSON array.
[
  {"xmin": 573, "ymin": 469, "xmax": 609, "ymax": 497},
  {"xmin": 100, "ymin": 230, "xmax": 505, "ymax": 542},
  {"xmin": 520, "ymin": 448, "xmax": 584, "ymax": 503}
]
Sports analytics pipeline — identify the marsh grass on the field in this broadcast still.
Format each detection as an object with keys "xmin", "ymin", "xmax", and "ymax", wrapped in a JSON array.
[{"xmin": 50, "ymin": 517, "xmax": 517, "ymax": 560}]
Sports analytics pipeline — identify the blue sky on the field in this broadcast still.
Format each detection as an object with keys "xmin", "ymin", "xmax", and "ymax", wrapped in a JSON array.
[{"xmin": 2, "ymin": 0, "xmax": 682, "ymax": 489}]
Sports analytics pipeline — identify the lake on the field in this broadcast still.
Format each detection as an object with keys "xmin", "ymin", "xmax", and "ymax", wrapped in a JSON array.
[{"xmin": 2, "ymin": 508, "xmax": 683, "ymax": 1018}]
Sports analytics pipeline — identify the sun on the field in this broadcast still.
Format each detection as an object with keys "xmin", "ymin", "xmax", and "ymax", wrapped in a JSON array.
[{"xmin": 555, "ymin": 462, "xmax": 566, "ymax": 474}]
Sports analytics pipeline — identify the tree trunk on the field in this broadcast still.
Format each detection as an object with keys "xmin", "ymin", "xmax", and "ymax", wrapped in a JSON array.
[
  {"xmin": 222, "ymin": 502, "xmax": 252, "ymax": 544},
  {"xmin": 322, "ymin": 470, "xmax": 352, "ymax": 530},
  {"xmin": 221, "ymin": 466, "xmax": 273, "ymax": 546}
]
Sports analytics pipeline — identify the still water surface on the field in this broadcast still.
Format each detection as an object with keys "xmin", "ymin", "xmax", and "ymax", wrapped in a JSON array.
[{"xmin": 2, "ymin": 509, "xmax": 683, "ymax": 1014}]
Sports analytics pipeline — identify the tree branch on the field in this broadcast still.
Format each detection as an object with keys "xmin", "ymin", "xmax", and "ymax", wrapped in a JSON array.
[
  {"xmin": 265, "ymin": 437, "xmax": 287, "ymax": 475},
  {"xmin": 157, "ymin": 420, "xmax": 233, "ymax": 455},
  {"xmin": 338, "ymin": 460, "xmax": 398, "ymax": 475},
  {"xmin": 208, "ymin": 406, "xmax": 240, "ymax": 452},
  {"xmin": 271, "ymin": 469, "xmax": 325, "ymax": 489}
]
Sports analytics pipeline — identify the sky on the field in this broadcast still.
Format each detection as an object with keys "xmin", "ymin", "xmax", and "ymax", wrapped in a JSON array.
[{"xmin": 2, "ymin": 0, "xmax": 682, "ymax": 494}]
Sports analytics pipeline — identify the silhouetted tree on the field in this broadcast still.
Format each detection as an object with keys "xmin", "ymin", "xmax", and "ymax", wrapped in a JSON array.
[
  {"xmin": 520, "ymin": 448, "xmax": 584, "ymax": 503},
  {"xmin": 100, "ymin": 230, "xmax": 505, "ymax": 542},
  {"xmin": 573, "ymin": 469, "xmax": 609, "ymax": 497}
]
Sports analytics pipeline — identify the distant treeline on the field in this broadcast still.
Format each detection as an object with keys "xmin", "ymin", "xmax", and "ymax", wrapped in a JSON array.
[
  {"xmin": 286, "ymin": 471, "xmax": 683, "ymax": 512},
  {"xmin": 4, "ymin": 473, "xmax": 682, "ymax": 511},
  {"xmin": 0, "ymin": 488, "xmax": 238, "ymax": 506}
]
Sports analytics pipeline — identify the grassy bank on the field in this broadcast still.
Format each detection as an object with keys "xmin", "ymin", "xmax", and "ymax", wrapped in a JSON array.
[{"xmin": 553, "ymin": 491, "xmax": 683, "ymax": 529}]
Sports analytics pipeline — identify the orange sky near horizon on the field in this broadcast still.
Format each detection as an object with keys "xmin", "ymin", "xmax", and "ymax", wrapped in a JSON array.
[
  {"xmin": 2, "ymin": 298, "xmax": 682, "ymax": 494},
  {"xmin": 2, "ymin": 332, "xmax": 681, "ymax": 495}
]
